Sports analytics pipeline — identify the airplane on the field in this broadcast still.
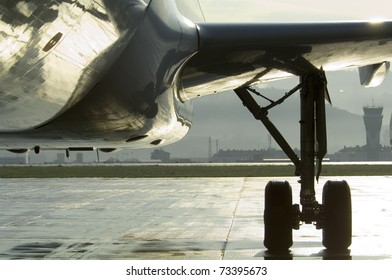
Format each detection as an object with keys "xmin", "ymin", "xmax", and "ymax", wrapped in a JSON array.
[{"xmin": 1, "ymin": 0, "xmax": 392, "ymax": 252}]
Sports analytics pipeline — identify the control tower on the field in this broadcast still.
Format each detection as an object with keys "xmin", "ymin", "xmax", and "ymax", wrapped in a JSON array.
[{"xmin": 363, "ymin": 106, "xmax": 383, "ymax": 160}]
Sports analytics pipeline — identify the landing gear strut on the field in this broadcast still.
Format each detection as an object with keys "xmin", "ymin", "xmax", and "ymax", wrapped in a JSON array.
[{"xmin": 234, "ymin": 70, "xmax": 352, "ymax": 252}]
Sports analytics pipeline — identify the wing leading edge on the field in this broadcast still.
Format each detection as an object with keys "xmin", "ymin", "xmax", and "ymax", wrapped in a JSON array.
[{"xmin": 178, "ymin": 21, "xmax": 392, "ymax": 101}]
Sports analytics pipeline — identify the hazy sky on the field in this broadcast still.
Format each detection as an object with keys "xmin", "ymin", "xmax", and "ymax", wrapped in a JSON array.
[{"xmin": 200, "ymin": 0, "xmax": 392, "ymax": 22}]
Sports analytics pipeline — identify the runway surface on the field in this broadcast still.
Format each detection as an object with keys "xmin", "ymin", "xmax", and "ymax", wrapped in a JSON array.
[{"xmin": 0, "ymin": 176, "xmax": 391, "ymax": 260}]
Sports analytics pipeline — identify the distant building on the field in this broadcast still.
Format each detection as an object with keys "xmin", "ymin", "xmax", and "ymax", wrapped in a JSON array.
[
  {"xmin": 329, "ymin": 145, "xmax": 392, "ymax": 162},
  {"xmin": 0, "ymin": 157, "xmax": 26, "ymax": 165},
  {"xmin": 151, "ymin": 149, "xmax": 171, "ymax": 162},
  {"xmin": 212, "ymin": 149, "xmax": 263, "ymax": 162},
  {"xmin": 363, "ymin": 106, "xmax": 383, "ymax": 160},
  {"xmin": 55, "ymin": 153, "xmax": 65, "ymax": 164},
  {"xmin": 73, "ymin": 153, "xmax": 83, "ymax": 164},
  {"xmin": 329, "ymin": 105, "xmax": 392, "ymax": 162},
  {"xmin": 212, "ymin": 148, "xmax": 292, "ymax": 163}
]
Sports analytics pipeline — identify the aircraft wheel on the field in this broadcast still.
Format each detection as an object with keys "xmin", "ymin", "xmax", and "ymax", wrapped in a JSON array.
[
  {"xmin": 322, "ymin": 180, "xmax": 352, "ymax": 251},
  {"xmin": 264, "ymin": 181, "xmax": 293, "ymax": 252}
]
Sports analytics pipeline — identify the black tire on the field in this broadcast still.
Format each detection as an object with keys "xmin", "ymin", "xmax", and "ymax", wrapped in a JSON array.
[
  {"xmin": 322, "ymin": 180, "xmax": 352, "ymax": 251},
  {"xmin": 264, "ymin": 181, "xmax": 293, "ymax": 252}
]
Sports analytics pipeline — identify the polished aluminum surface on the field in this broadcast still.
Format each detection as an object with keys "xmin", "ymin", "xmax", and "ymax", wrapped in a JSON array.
[
  {"xmin": 0, "ymin": 176, "xmax": 391, "ymax": 260},
  {"xmin": 0, "ymin": 0, "xmax": 140, "ymax": 129}
]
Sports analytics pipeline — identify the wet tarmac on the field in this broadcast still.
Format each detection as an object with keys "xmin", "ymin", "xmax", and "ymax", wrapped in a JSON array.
[{"xmin": 0, "ymin": 176, "xmax": 391, "ymax": 260}]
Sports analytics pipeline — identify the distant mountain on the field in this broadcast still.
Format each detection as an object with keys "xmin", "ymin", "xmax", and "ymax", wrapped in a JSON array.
[{"xmin": 165, "ymin": 87, "xmax": 373, "ymax": 158}]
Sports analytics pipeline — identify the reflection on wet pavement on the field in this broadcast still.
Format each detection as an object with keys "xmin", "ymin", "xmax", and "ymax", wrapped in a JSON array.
[{"xmin": 0, "ymin": 176, "xmax": 391, "ymax": 260}]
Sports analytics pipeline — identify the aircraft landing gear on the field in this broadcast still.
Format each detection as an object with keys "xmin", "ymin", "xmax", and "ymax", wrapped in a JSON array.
[
  {"xmin": 234, "ymin": 70, "xmax": 352, "ymax": 252},
  {"xmin": 322, "ymin": 180, "xmax": 352, "ymax": 251},
  {"xmin": 264, "ymin": 181, "xmax": 293, "ymax": 252}
]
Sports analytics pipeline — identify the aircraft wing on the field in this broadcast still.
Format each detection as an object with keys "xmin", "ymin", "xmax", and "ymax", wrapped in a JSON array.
[{"xmin": 178, "ymin": 21, "xmax": 392, "ymax": 101}]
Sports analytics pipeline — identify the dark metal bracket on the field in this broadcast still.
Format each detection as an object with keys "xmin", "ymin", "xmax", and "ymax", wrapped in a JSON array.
[
  {"xmin": 234, "ymin": 87, "xmax": 301, "ymax": 175},
  {"xmin": 234, "ymin": 69, "xmax": 329, "ymax": 228}
]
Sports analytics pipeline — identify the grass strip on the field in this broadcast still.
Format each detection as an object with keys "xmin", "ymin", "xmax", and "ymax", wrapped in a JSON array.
[{"xmin": 0, "ymin": 164, "xmax": 391, "ymax": 178}]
